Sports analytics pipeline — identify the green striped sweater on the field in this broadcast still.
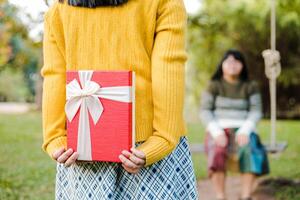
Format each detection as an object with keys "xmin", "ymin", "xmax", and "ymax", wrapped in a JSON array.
[{"xmin": 199, "ymin": 78, "xmax": 262, "ymax": 138}]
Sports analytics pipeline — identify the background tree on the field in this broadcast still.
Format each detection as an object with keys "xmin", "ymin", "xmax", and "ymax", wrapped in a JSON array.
[
  {"xmin": 0, "ymin": 0, "xmax": 40, "ymax": 102},
  {"xmin": 186, "ymin": 0, "xmax": 300, "ymax": 121}
]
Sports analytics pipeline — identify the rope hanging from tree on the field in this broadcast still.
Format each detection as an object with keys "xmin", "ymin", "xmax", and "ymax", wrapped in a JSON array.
[{"xmin": 262, "ymin": 0, "xmax": 287, "ymax": 153}]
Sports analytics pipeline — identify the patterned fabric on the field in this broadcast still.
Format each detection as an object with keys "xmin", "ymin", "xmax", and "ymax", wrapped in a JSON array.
[
  {"xmin": 55, "ymin": 137, "xmax": 198, "ymax": 200},
  {"xmin": 205, "ymin": 128, "xmax": 269, "ymax": 177}
]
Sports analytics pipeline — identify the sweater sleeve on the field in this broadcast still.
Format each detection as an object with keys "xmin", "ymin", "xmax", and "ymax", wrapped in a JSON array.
[
  {"xmin": 40, "ymin": 5, "xmax": 67, "ymax": 159},
  {"xmin": 199, "ymin": 81, "xmax": 225, "ymax": 138},
  {"xmin": 236, "ymin": 81, "xmax": 263, "ymax": 135},
  {"xmin": 136, "ymin": 0, "xmax": 188, "ymax": 167}
]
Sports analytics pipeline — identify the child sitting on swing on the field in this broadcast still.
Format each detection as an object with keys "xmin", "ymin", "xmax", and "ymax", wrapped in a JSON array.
[{"xmin": 199, "ymin": 49, "xmax": 269, "ymax": 200}]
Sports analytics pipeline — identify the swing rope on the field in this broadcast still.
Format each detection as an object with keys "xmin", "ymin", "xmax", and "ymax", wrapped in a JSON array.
[{"xmin": 262, "ymin": 0, "xmax": 287, "ymax": 153}]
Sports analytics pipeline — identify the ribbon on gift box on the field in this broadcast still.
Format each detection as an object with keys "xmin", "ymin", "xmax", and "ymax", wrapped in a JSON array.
[{"xmin": 65, "ymin": 70, "xmax": 132, "ymax": 160}]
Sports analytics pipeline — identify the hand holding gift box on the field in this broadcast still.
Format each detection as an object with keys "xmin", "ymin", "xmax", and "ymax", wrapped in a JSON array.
[{"xmin": 65, "ymin": 70, "xmax": 135, "ymax": 162}]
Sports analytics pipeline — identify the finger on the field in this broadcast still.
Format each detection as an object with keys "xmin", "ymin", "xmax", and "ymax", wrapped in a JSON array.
[
  {"xmin": 121, "ymin": 150, "xmax": 131, "ymax": 158},
  {"xmin": 215, "ymin": 137, "xmax": 221, "ymax": 146},
  {"xmin": 122, "ymin": 164, "xmax": 139, "ymax": 174},
  {"xmin": 57, "ymin": 148, "xmax": 73, "ymax": 163},
  {"xmin": 223, "ymin": 137, "xmax": 228, "ymax": 146},
  {"xmin": 238, "ymin": 140, "xmax": 244, "ymax": 146},
  {"xmin": 239, "ymin": 137, "xmax": 247, "ymax": 146},
  {"xmin": 236, "ymin": 135, "xmax": 243, "ymax": 142},
  {"xmin": 242, "ymin": 136, "xmax": 248, "ymax": 144},
  {"xmin": 222, "ymin": 135, "xmax": 227, "ymax": 145},
  {"xmin": 131, "ymin": 148, "xmax": 146, "ymax": 159},
  {"xmin": 241, "ymin": 141, "xmax": 247, "ymax": 146},
  {"xmin": 235, "ymin": 135, "xmax": 239, "ymax": 143},
  {"xmin": 122, "ymin": 150, "xmax": 145, "ymax": 166},
  {"xmin": 119, "ymin": 154, "xmax": 138, "ymax": 169},
  {"xmin": 238, "ymin": 137, "xmax": 243, "ymax": 145},
  {"xmin": 241, "ymin": 136, "xmax": 246, "ymax": 143},
  {"xmin": 129, "ymin": 154, "xmax": 145, "ymax": 166},
  {"xmin": 221, "ymin": 141, "xmax": 227, "ymax": 147},
  {"xmin": 119, "ymin": 154, "xmax": 137, "ymax": 168},
  {"xmin": 220, "ymin": 137, "xmax": 227, "ymax": 147},
  {"xmin": 217, "ymin": 140, "xmax": 223, "ymax": 147},
  {"xmin": 219, "ymin": 143, "xmax": 226, "ymax": 148},
  {"xmin": 52, "ymin": 147, "xmax": 65, "ymax": 160},
  {"xmin": 64, "ymin": 152, "xmax": 79, "ymax": 167},
  {"xmin": 122, "ymin": 164, "xmax": 135, "ymax": 173},
  {"xmin": 216, "ymin": 139, "xmax": 225, "ymax": 147}
]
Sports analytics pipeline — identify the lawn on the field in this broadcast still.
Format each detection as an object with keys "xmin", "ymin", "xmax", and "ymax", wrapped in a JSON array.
[
  {"xmin": 0, "ymin": 111, "xmax": 299, "ymax": 199},
  {"xmin": 0, "ymin": 112, "xmax": 56, "ymax": 200}
]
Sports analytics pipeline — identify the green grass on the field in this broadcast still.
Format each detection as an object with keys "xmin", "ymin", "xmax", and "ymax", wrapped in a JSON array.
[
  {"xmin": 0, "ymin": 112, "xmax": 299, "ymax": 199},
  {"xmin": 0, "ymin": 112, "xmax": 56, "ymax": 200}
]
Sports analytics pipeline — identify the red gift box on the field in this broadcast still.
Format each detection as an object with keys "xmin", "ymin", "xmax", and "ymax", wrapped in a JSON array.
[{"xmin": 65, "ymin": 70, "xmax": 135, "ymax": 162}]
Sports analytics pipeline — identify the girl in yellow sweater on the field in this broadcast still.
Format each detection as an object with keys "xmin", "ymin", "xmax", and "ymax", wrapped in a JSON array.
[{"xmin": 41, "ymin": 0, "xmax": 198, "ymax": 199}]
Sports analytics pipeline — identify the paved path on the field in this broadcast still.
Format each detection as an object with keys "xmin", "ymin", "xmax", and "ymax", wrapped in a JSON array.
[{"xmin": 197, "ymin": 177, "xmax": 275, "ymax": 200}]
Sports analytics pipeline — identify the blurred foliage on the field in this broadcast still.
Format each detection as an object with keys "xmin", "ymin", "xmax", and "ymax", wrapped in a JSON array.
[
  {"xmin": 186, "ymin": 0, "xmax": 300, "ymax": 120},
  {"xmin": 0, "ymin": 68, "xmax": 31, "ymax": 102},
  {"xmin": 0, "ymin": 0, "xmax": 41, "ymax": 102}
]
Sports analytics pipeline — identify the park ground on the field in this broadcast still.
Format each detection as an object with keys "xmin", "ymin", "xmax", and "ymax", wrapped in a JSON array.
[{"xmin": 0, "ymin": 111, "xmax": 299, "ymax": 199}]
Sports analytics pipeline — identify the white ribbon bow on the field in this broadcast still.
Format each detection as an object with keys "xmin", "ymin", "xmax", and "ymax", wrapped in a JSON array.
[{"xmin": 65, "ymin": 70, "xmax": 132, "ymax": 160}]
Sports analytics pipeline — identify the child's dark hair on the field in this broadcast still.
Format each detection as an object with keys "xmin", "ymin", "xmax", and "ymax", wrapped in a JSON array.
[
  {"xmin": 211, "ymin": 49, "xmax": 249, "ymax": 81},
  {"xmin": 58, "ymin": 0, "xmax": 128, "ymax": 8}
]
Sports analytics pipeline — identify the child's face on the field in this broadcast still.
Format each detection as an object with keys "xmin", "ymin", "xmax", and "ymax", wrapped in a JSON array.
[{"xmin": 222, "ymin": 55, "xmax": 243, "ymax": 77}]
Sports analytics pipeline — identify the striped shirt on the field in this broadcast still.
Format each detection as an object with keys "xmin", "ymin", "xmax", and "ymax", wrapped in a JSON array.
[{"xmin": 199, "ymin": 78, "xmax": 262, "ymax": 138}]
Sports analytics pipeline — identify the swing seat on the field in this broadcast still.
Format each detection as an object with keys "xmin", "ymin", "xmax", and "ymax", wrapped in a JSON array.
[
  {"xmin": 190, "ymin": 143, "xmax": 205, "ymax": 153},
  {"xmin": 190, "ymin": 142, "xmax": 288, "ymax": 154},
  {"xmin": 264, "ymin": 141, "xmax": 288, "ymax": 154}
]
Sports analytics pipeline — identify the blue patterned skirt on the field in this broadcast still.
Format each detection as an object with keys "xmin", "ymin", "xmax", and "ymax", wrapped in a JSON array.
[{"xmin": 55, "ymin": 137, "xmax": 198, "ymax": 200}]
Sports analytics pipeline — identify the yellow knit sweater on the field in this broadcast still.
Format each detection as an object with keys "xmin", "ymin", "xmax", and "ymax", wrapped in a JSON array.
[{"xmin": 41, "ymin": 0, "xmax": 187, "ymax": 166}]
